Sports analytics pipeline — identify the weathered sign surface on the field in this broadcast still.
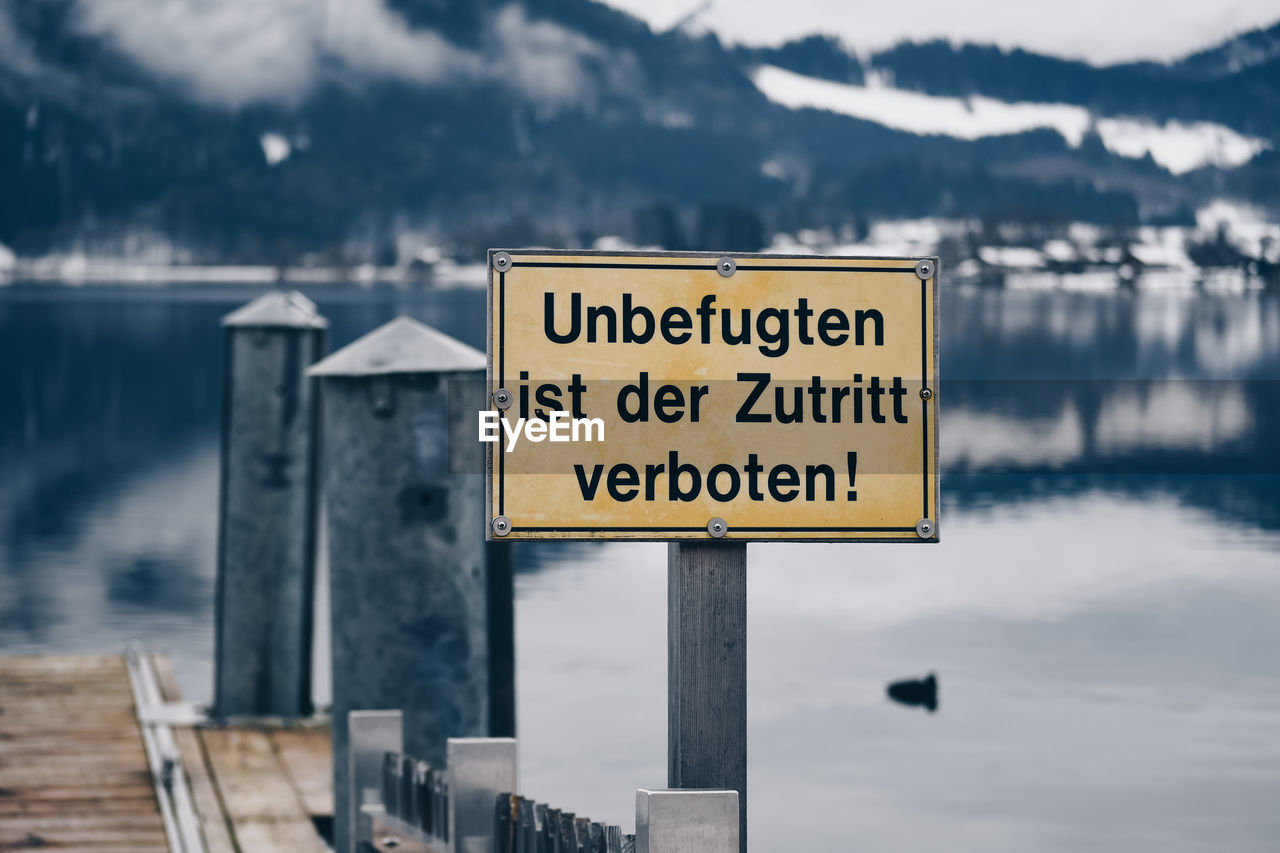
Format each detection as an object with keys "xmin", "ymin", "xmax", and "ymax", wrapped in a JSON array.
[{"xmin": 485, "ymin": 251, "xmax": 938, "ymax": 541}]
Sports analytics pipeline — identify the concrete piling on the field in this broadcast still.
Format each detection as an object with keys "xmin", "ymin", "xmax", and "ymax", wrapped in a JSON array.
[
  {"xmin": 309, "ymin": 316, "xmax": 495, "ymax": 852},
  {"xmin": 214, "ymin": 290, "xmax": 326, "ymax": 718}
]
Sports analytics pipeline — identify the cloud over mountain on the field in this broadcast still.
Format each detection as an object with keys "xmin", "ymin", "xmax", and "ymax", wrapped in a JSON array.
[{"xmin": 13, "ymin": 0, "xmax": 615, "ymax": 108}]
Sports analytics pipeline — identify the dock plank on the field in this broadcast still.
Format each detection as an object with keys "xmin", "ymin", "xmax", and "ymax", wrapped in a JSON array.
[
  {"xmin": 0, "ymin": 655, "xmax": 123, "ymax": 675},
  {"xmin": 0, "ymin": 813, "xmax": 169, "ymax": 832},
  {"xmin": 200, "ymin": 727, "xmax": 328, "ymax": 853},
  {"xmin": 1, "ymin": 750, "xmax": 152, "ymax": 771},
  {"xmin": 0, "ymin": 826, "xmax": 168, "ymax": 847},
  {"xmin": 0, "ymin": 655, "xmax": 167, "ymax": 852},
  {"xmin": 151, "ymin": 655, "xmax": 240, "ymax": 852},
  {"xmin": 0, "ymin": 848, "xmax": 167, "ymax": 853},
  {"xmin": 150, "ymin": 655, "xmax": 185, "ymax": 706},
  {"xmin": 174, "ymin": 727, "xmax": 238, "ymax": 853},
  {"xmin": 0, "ymin": 736, "xmax": 148, "ymax": 755},
  {"xmin": 1, "ymin": 653, "xmax": 337, "ymax": 853},
  {"xmin": 271, "ymin": 727, "xmax": 334, "ymax": 818},
  {"xmin": 0, "ymin": 778, "xmax": 154, "ymax": 799},
  {"xmin": 0, "ymin": 796, "xmax": 160, "ymax": 818}
]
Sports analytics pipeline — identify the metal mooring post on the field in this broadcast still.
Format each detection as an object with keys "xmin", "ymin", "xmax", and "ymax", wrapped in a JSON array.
[
  {"xmin": 214, "ymin": 290, "xmax": 327, "ymax": 718},
  {"xmin": 667, "ymin": 542, "xmax": 747, "ymax": 853},
  {"xmin": 637, "ymin": 789, "xmax": 740, "ymax": 853},
  {"xmin": 447, "ymin": 737, "xmax": 518, "ymax": 851},
  {"xmin": 309, "ymin": 316, "xmax": 499, "ymax": 853}
]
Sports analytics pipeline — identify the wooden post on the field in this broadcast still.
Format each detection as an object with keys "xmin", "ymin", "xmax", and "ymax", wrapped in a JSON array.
[
  {"xmin": 214, "ymin": 291, "xmax": 326, "ymax": 718},
  {"xmin": 486, "ymin": 540, "xmax": 516, "ymax": 738},
  {"xmin": 667, "ymin": 542, "xmax": 747, "ymax": 853}
]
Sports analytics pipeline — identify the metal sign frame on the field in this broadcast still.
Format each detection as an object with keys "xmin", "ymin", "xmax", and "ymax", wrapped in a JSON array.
[{"xmin": 485, "ymin": 249, "xmax": 940, "ymax": 543}]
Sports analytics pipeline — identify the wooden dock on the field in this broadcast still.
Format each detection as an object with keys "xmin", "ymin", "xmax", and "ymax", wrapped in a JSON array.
[{"xmin": 0, "ymin": 655, "xmax": 333, "ymax": 852}]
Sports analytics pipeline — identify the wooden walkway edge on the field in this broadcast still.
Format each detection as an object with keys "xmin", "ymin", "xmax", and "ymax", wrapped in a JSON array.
[
  {"xmin": 0, "ymin": 654, "xmax": 334, "ymax": 853},
  {"xmin": 0, "ymin": 655, "xmax": 168, "ymax": 852}
]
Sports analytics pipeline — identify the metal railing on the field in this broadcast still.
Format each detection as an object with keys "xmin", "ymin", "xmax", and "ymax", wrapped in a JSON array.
[
  {"xmin": 491, "ymin": 792, "xmax": 630, "ymax": 853},
  {"xmin": 350, "ymin": 711, "xmax": 737, "ymax": 853},
  {"xmin": 381, "ymin": 752, "xmax": 450, "ymax": 845}
]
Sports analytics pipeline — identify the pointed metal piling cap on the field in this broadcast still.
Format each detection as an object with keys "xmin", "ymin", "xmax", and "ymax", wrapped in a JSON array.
[
  {"xmin": 222, "ymin": 290, "xmax": 328, "ymax": 329},
  {"xmin": 306, "ymin": 316, "xmax": 485, "ymax": 377}
]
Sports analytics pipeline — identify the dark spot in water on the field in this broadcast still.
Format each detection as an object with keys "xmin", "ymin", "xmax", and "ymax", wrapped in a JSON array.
[
  {"xmin": 887, "ymin": 672, "xmax": 938, "ymax": 713},
  {"xmin": 106, "ymin": 555, "xmax": 206, "ymax": 613}
]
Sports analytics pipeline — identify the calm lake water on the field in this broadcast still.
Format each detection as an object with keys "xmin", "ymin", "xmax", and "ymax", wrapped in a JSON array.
[{"xmin": 2, "ymin": 282, "xmax": 1279, "ymax": 852}]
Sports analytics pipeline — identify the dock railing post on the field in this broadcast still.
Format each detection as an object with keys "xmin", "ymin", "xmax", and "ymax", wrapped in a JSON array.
[
  {"xmin": 447, "ymin": 737, "xmax": 518, "ymax": 853},
  {"xmin": 214, "ymin": 290, "xmax": 327, "ymax": 718},
  {"xmin": 310, "ymin": 317, "xmax": 503, "ymax": 853},
  {"xmin": 667, "ymin": 542, "xmax": 747, "ymax": 853},
  {"xmin": 636, "ymin": 789, "xmax": 739, "ymax": 853},
  {"xmin": 349, "ymin": 710, "xmax": 402, "ymax": 851}
]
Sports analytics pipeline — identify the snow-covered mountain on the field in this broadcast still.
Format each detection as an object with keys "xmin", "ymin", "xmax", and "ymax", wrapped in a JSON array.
[
  {"xmin": 750, "ymin": 64, "xmax": 1267, "ymax": 175},
  {"xmin": 1, "ymin": 0, "xmax": 1277, "ymax": 262}
]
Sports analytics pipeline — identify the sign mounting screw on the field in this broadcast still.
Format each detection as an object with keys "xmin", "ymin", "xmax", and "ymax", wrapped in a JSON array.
[
  {"xmin": 492, "ymin": 516, "xmax": 511, "ymax": 536},
  {"xmin": 707, "ymin": 517, "xmax": 728, "ymax": 538},
  {"xmin": 919, "ymin": 387, "xmax": 933, "ymax": 400},
  {"xmin": 915, "ymin": 518, "xmax": 934, "ymax": 538},
  {"xmin": 717, "ymin": 257, "xmax": 736, "ymax": 277},
  {"xmin": 915, "ymin": 259, "xmax": 935, "ymax": 280},
  {"xmin": 493, "ymin": 388, "xmax": 512, "ymax": 410},
  {"xmin": 492, "ymin": 252, "xmax": 512, "ymax": 272}
]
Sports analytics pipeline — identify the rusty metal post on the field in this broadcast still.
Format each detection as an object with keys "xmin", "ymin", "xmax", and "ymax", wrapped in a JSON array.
[
  {"xmin": 310, "ymin": 316, "xmax": 494, "ymax": 853},
  {"xmin": 214, "ymin": 291, "xmax": 326, "ymax": 718}
]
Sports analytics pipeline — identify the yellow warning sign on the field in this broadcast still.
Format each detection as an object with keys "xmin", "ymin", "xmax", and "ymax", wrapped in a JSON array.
[{"xmin": 485, "ymin": 251, "xmax": 938, "ymax": 541}]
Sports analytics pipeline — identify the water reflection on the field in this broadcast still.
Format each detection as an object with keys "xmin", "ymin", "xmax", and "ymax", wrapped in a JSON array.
[
  {"xmin": 1, "ymin": 284, "xmax": 1278, "ymax": 852},
  {"xmin": 106, "ymin": 554, "xmax": 208, "ymax": 613},
  {"xmin": 512, "ymin": 494, "xmax": 1280, "ymax": 851},
  {"xmin": 944, "ymin": 288, "xmax": 1280, "ymax": 379}
]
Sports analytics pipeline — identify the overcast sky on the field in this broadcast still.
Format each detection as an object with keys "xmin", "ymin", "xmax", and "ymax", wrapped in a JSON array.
[
  {"xmin": 598, "ymin": 0, "xmax": 1280, "ymax": 64},
  {"xmin": 5, "ymin": 0, "xmax": 1276, "ymax": 108}
]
